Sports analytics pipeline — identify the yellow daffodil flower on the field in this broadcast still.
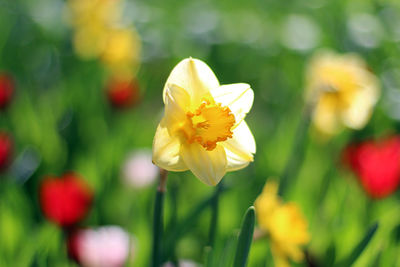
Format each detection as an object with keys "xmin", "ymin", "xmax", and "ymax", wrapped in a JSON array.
[
  {"xmin": 306, "ymin": 50, "xmax": 380, "ymax": 136},
  {"xmin": 152, "ymin": 58, "xmax": 256, "ymax": 186},
  {"xmin": 255, "ymin": 181, "xmax": 310, "ymax": 267}
]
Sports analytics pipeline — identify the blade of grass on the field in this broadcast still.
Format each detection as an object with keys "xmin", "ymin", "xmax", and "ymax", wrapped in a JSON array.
[
  {"xmin": 324, "ymin": 244, "xmax": 336, "ymax": 267},
  {"xmin": 233, "ymin": 206, "xmax": 255, "ymax": 267},
  {"xmin": 278, "ymin": 101, "xmax": 313, "ymax": 197},
  {"xmin": 219, "ymin": 233, "xmax": 239, "ymax": 267},
  {"xmin": 206, "ymin": 182, "xmax": 223, "ymax": 265},
  {"xmin": 335, "ymin": 222, "xmax": 379, "ymax": 267},
  {"xmin": 162, "ymin": 185, "xmax": 227, "ymax": 262},
  {"xmin": 208, "ymin": 182, "xmax": 223, "ymax": 246},
  {"xmin": 204, "ymin": 246, "xmax": 212, "ymax": 267}
]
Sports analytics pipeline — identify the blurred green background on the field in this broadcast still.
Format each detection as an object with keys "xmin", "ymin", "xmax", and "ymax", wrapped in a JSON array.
[{"xmin": 1, "ymin": 0, "xmax": 400, "ymax": 266}]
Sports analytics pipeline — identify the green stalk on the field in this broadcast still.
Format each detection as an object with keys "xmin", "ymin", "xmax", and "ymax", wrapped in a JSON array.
[
  {"xmin": 151, "ymin": 169, "xmax": 168, "ymax": 267},
  {"xmin": 278, "ymin": 98, "xmax": 315, "ymax": 197},
  {"xmin": 311, "ymin": 166, "xmax": 336, "ymax": 226},
  {"xmin": 206, "ymin": 182, "xmax": 223, "ymax": 266},
  {"xmin": 162, "ymin": 186, "xmax": 227, "ymax": 262},
  {"xmin": 335, "ymin": 222, "xmax": 378, "ymax": 267},
  {"xmin": 233, "ymin": 206, "xmax": 256, "ymax": 267},
  {"xmin": 208, "ymin": 183, "xmax": 222, "ymax": 246}
]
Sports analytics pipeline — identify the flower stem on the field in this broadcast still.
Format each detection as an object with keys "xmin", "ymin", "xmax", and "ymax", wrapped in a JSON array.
[
  {"xmin": 162, "ymin": 186, "xmax": 227, "ymax": 262},
  {"xmin": 208, "ymin": 182, "xmax": 223, "ymax": 245},
  {"xmin": 151, "ymin": 168, "xmax": 168, "ymax": 267},
  {"xmin": 206, "ymin": 182, "xmax": 223, "ymax": 264},
  {"xmin": 278, "ymin": 99, "xmax": 315, "ymax": 197},
  {"xmin": 310, "ymin": 166, "xmax": 337, "ymax": 227},
  {"xmin": 335, "ymin": 223, "xmax": 378, "ymax": 267}
]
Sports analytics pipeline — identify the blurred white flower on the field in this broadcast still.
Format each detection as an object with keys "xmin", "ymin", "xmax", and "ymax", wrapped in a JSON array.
[
  {"xmin": 122, "ymin": 149, "xmax": 158, "ymax": 188},
  {"xmin": 347, "ymin": 13, "xmax": 384, "ymax": 49},
  {"xmin": 27, "ymin": 0, "xmax": 67, "ymax": 37},
  {"xmin": 380, "ymin": 7, "xmax": 400, "ymax": 42},
  {"xmin": 181, "ymin": 2, "xmax": 219, "ymax": 37},
  {"xmin": 163, "ymin": 259, "xmax": 201, "ymax": 267},
  {"xmin": 382, "ymin": 68, "xmax": 400, "ymax": 121},
  {"xmin": 219, "ymin": 11, "xmax": 265, "ymax": 47},
  {"xmin": 70, "ymin": 226, "xmax": 133, "ymax": 267},
  {"xmin": 281, "ymin": 14, "xmax": 320, "ymax": 52}
]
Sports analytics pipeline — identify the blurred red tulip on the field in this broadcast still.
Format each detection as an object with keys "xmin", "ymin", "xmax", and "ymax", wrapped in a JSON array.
[
  {"xmin": 343, "ymin": 136, "xmax": 400, "ymax": 198},
  {"xmin": 40, "ymin": 173, "xmax": 93, "ymax": 227},
  {"xmin": 106, "ymin": 78, "xmax": 140, "ymax": 108},
  {"xmin": 0, "ymin": 73, "xmax": 14, "ymax": 109},
  {"xmin": 0, "ymin": 132, "xmax": 13, "ymax": 171}
]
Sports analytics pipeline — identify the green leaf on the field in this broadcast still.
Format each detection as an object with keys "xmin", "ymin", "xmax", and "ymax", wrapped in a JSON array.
[
  {"xmin": 203, "ymin": 246, "xmax": 212, "ymax": 267},
  {"xmin": 335, "ymin": 222, "xmax": 379, "ymax": 267},
  {"xmin": 162, "ymin": 186, "xmax": 227, "ymax": 262},
  {"xmin": 206, "ymin": 182, "xmax": 223, "ymax": 265},
  {"xmin": 325, "ymin": 243, "xmax": 336, "ymax": 267},
  {"xmin": 278, "ymin": 101, "xmax": 313, "ymax": 197},
  {"xmin": 392, "ymin": 223, "xmax": 400, "ymax": 244},
  {"xmin": 219, "ymin": 233, "xmax": 239, "ymax": 267},
  {"xmin": 233, "ymin": 206, "xmax": 256, "ymax": 267}
]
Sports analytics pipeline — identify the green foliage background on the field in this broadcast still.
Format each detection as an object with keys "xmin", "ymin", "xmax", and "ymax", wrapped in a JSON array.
[{"xmin": 1, "ymin": 0, "xmax": 400, "ymax": 266}]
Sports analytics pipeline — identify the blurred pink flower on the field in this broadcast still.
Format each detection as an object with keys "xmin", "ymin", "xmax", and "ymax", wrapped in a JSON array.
[
  {"xmin": 68, "ymin": 226, "xmax": 133, "ymax": 267},
  {"xmin": 122, "ymin": 149, "xmax": 158, "ymax": 188}
]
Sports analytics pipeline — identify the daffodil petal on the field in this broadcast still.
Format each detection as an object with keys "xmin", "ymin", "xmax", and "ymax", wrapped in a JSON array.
[
  {"xmin": 181, "ymin": 143, "xmax": 227, "ymax": 186},
  {"xmin": 152, "ymin": 124, "xmax": 187, "ymax": 171},
  {"xmin": 312, "ymin": 95, "xmax": 340, "ymax": 135},
  {"xmin": 341, "ymin": 82, "xmax": 379, "ymax": 130},
  {"xmin": 163, "ymin": 58, "xmax": 219, "ymax": 107},
  {"xmin": 163, "ymin": 84, "xmax": 191, "ymax": 128},
  {"xmin": 222, "ymin": 121, "xmax": 256, "ymax": 171},
  {"xmin": 211, "ymin": 83, "xmax": 254, "ymax": 126}
]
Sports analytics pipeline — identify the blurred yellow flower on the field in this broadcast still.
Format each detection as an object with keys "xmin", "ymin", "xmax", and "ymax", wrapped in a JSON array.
[
  {"xmin": 255, "ymin": 181, "xmax": 310, "ymax": 267},
  {"xmin": 101, "ymin": 28, "xmax": 141, "ymax": 79},
  {"xmin": 67, "ymin": 0, "xmax": 121, "ymax": 59},
  {"xmin": 67, "ymin": 0, "xmax": 141, "ymax": 79},
  {"xmin": 73, "ymin": 26, "xmax": 108, "ymax": 60},
  {"xmin": 67, "ymin": 0, "xmax": 120, "ymax": 25},
  {"xmin": 306, "ymin": 50, "xmax": 380, "ymax": 136},
  {"xmin": 152, "ymin": 58, "xmax": 256, "ymax": 186}
]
